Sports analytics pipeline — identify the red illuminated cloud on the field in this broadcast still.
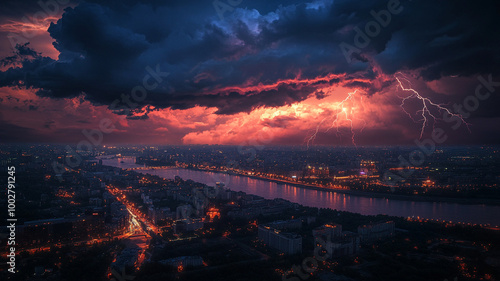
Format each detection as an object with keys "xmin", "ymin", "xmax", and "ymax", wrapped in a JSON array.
[
  {"xmin": 0, "ymin": 0, "xmax": 498, "ymax": 145},
  {"xmin": 181, "ymin": 86, "xmax": 404, "ymax": 146},
  {"xmin": 0, "ymin": 72, "xmax": 493, "ymax": 145},
  {"xmin": 0, "ymin": 12, "xmax": 64, "ymax": 60}
]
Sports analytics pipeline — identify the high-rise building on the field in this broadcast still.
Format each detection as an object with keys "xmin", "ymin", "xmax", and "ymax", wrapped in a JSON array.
[
  {"xmin": 313, "ymin": 223, "xmax": 360, "ymax": 259},
  {"xmin": 258, "ymin": 225, "xmax": 302, "ymax": 255},
  {"xmin": 312, "ymin": 223, "xmax": 343, "ymax": 242},
  {"xmin": 357, "ymin": 221, "xmax": 395, "ymax": 243}
]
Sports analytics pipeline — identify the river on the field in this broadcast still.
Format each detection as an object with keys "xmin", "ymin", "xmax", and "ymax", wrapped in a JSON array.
[{"xmin": 102, "ymin": 158, "xmax": 500, "ymax": 227}]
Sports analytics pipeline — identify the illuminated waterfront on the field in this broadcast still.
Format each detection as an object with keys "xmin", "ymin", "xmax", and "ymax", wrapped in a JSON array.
[{"xmin": 103, "ymin": 158, "xmax": 500, "ymax": 227}]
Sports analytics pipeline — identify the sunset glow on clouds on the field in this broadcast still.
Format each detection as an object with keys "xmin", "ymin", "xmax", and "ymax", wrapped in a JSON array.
[{"xmin": 0, "ymin": 0, "xmax": 499, "ymax": 145}]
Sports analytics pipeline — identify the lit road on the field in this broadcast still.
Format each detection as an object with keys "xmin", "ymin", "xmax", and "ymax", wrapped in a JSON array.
[{"xmin": 106, "ymin": 184, "xmax": 156, "ymax": 271}]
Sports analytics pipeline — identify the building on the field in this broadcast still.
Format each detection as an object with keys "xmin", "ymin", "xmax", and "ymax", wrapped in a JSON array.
[
  {"xmin": 89, "ymin": 197, "xmax": 103, "ymax": 206},
  {"xmin": 148, "ymin": 207, "xmax": 174, "ymax": 225},
  {"xmin": 312, "ymin": 224, "xmax": 343, "ymax": 241},
  {"xmin": 360, "ymin": 160, "xmax": 378, "ymax": 175},
  {"xmin": 217, "ymin": 189, "xmax": 233, "ymax": 201},
  {"xmin": 328, "ymin": 231, "xmax": 360, "ymax": 257},
  {"xmin": 84, "ymin": 208, "xmax": 107, "ymax": 237},
  {"xmin": 305, "ymin": 166, "xmax": 330, "ymax": 178},
  {"xmin": 258, "ymin": 225, "xmax": 302, "ymax": 255},
  {"xmin": 357, "ymin": 221, "xmax": 395, "ymax": 243},
  {"xmin": 17, "ymin": 218, "xmax": 72, "ymax": 246},
  {"xmin": 313, "ymin": 224, "xmax": 360, "ymax": 259},
  {"xmin": 267, "ymin": 219, "xmax": 302, "ymax": 230},
  {"xmin": 173, "ymin": 218, "xmax": 204, "ymax": 234},
  {"xmin": 108, "ymin": 215, "xmax": 129, "ymax": 235},
  {"xmin": 176, "ymin": 205, "xmax": 193, "ymax": 220},
  {"xmin": 227, "ymin": 198, "xmax": 294, "ymax": 219}
]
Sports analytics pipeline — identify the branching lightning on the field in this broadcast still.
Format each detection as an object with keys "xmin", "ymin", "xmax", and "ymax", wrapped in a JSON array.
[
  {"xmin": 307, "ymin": 90, "xmax": 365, "ymax": 148},
  {"xmin": 307, "ymin": 72, "xmax": 469, "ymax": 148},
  {"xmin": 395, "ymin": 72, "xmax": 470, "ymax": 139},
  {"xmin": 307, "ymin": 117, "xmax": 327, "ymax": 148}
]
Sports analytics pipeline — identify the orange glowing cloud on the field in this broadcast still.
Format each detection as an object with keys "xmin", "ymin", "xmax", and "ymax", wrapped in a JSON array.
[
  {"xmin": 0, "ymin": 16, "xmax": 59, "ymax": 34},
  {"xmin": 0, "ymin": 69, "xmax": 459, "ymax": 146},
  {"xmin": 181, "ymin": 86, "xmax": 400, "ymax": 146},
  {"xmin": 0, "ymin": 13, "xmax": 65, "ymax": 60}
]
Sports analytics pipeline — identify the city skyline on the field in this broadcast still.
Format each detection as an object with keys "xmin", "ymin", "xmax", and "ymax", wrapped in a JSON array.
[{"xmin": 1, "ymin": 144, "xmax": 499, "ymax": 281}]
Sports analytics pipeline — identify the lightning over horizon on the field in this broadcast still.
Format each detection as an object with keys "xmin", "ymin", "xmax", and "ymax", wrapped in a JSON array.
[
  {"xmin": 395, "ymin": 73, "xmax": 471, "ymax": 139},
  {"xmin": 306, "ymin": 73, "xmax": 473, "ymax": 148},
  {"xmin": 307, "ymin": 90, "xmax": 365, "ymax": 148}
]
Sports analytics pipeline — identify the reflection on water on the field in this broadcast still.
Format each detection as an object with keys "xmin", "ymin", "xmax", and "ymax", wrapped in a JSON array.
[{"xmin": 103, "ymin": 159, "xmax": 500, "ymax": 226}]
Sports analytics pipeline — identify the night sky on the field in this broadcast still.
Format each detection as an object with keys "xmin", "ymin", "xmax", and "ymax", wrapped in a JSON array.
[{"xmin": 0, "ymin": 0, "xmax": 499, "ymax": 145}]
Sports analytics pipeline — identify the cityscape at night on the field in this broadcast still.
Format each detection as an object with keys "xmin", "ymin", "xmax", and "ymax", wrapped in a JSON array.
[{"xmin": 1, "ymin": 0, "xmax": 500, "ymax": 281}]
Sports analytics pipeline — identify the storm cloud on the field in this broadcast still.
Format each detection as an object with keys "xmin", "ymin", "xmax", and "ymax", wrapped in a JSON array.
[{"xmin": 0, "ymin": 0, "xmax": 499, "ymax": 116}]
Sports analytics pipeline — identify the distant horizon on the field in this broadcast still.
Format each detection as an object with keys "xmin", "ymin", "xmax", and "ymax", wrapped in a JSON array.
[{"xmin": 2, "ymin": 143, "xmax": 500, "ymax": 148}]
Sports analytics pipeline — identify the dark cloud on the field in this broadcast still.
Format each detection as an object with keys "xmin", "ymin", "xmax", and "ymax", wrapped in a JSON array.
[
  {"xmin": 6, "ymin": 96, "xmax": 19, "ymax": 102},
  {"xmin": 1, "ymin": 43, "xmax": 41, "ymax": 66},
  {"xmin": 126, "ymin": 114, "xmax": 149, "ymax": 120},
  {"xmin": 0, "ymin": 0, "xmax": 498, "ymax": 116},
  {"xmin": 261, "ymin": 115, "xmax": 297, "ymax": 128},
  {"xmin": 372, "ymin": 1, "xmax": 500, "ymax": 80}
]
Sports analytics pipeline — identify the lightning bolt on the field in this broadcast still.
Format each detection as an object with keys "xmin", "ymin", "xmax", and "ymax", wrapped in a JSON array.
[
  {"xmin": 395, "ymin": 72, "xmax": 470, "ymax": 139},
  {"xmin": 307, "ymin": 90, "xmax": 365, "ymax": 148},
  {"xmin": 306, "ymin": 117, "xmax": 327, "ymax": 148}
]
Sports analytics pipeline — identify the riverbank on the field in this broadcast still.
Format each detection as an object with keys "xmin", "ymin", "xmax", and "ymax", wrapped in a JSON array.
[
  {"xmin": 182, "ymin": 167, "xmax": 500, "ymax": 206},
  {"xmin": 101, "ymin": 159, "xmax": 500, "ymax": 226}
]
